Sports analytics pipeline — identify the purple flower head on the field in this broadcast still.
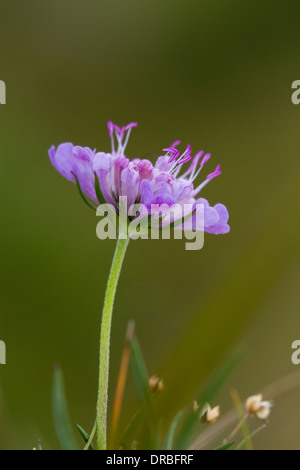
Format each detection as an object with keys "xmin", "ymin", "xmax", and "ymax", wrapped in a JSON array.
[{"xmin": 48, "ymin": 121, "xmax": 230, "ymax": 234}]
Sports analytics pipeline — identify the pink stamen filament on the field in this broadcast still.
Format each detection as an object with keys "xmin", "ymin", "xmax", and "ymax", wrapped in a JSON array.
[
  {"xmin": 200, "ymin": 153, "xmax": 211, "ymax": 167},
  {"xmin": 192, "ymin": 164, "xmax": 221, "ymax": 197},
  {"xmin": 121, "ymin": 127, "xmax": 134, "ymax": 153},
  {"xmin": 108, "ymin": 122, "xmax": 138, "ymax": 156},
  {"xmin": 170, "ymin": 140, "xmax": 181, "ymax": 148},
  {"xmin": 186, "ymin": 152, "xmax": 211, "ymax": 183},
  {"xmin": 168, "ymin": 144, "xmax": 191, "ymax": 174},
  {"xmin": 207, "ymin": 164, "xmax": 221, "ymax": 180},
  {"xmin": 180, "ymin": 151, "xmax": 203, "ymax": 179}
]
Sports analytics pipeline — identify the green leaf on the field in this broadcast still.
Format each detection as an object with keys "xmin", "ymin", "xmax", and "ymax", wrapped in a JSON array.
[
  {"xmin": 230, "ymin": 389, "xmax": 252, "ymax": 450},
  {"xmin": 235, "ymin": 424, "xmax": 266, "ymax": 450},
  {"xmin": 75, "ymin": 423, "xmax": 94, "ymax": 450},
  {"xmin": 119, "ymin": 407, "xmax": 144, "ymax": 449},
  {"xmin": 130, "ymin": 337, "xmax": 155, "ymax": 417},
  {"xmin": 198, "ymin": 346, "xmax": 244, "ymax": 405},
  {"xmin": 214, "ymin": 441, "xmax": 235, "ymax": 450},
  {"xmin": 94, "ymin": 171, "xmax": 106, "ymax": 205},
  {"xmin": 153, "ymin": 418, "xmax": 164, "ymax": 451},
  {"xmin": 162, "ymin": 409, "xmax": 185, "ymax": 450},
  {"xmin": 72, "ymin": 171, "xmax": 98, "ymax": 211},
  {"xmin": 52, "ymin": 365, "xmax": 78, "ymax": 450},
  {"xmin": 128, "ymin": 336, "xmax": 157, "ymax": 449},
  {"xmin": 175, "ymin": 344, "xmax": 244, "ymax": 449}
]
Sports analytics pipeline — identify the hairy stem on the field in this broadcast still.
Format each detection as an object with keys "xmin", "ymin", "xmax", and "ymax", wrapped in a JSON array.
[{"xmin": 96, "ymin": 237, "xmax": 129, "ymax": 450}]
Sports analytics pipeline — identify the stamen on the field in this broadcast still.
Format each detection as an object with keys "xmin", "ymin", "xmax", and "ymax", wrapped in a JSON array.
[
  {"xmin": 170, "ymin": 143, "xmax": 191, "ymax": 166},
  {"xmin": 183, "ymin": 143, "xmax": 192, "ymax": 158},
  {"xmin": 166, "ymin": 144, "xmax": 192, "ymax": 175},
  {"xmin": 121, "ymin": 126, "xmax": 134, "ymax": 154},
  {"xmin": 108, "ymin": 121, "xmax": 138, "ymax": 156},
  {"xmin": 163, "ymin": 148, "xmax": 181, "ymax": 163},
  {"xmin": 163, "ymin": 147, "xmax": 178, "ymax": 154},
  {"xmin": 168, "ymin": 153, "xmax": 181, "ymax": 163},
  {"xmin": 192, "ymin": 164, "xmax": 221, "ymax": 197},
  {"xmin": 170, "ymin": 140, "xmax": 181, "ymax": 148},
  {"xmin": 188, "ymin": 152, "xmax": 211, "ymax": 182},
  {"xmin": 189, "ymin": 151, "xmax": 204, "ymax": 174},
  {"xmin": 207, "ymin": 164, "xmax": 221, "ymax": 180},
  {"xmin": 107, "ymin": 121, "xmax": 115, "ymax": 154},
  {"xmin": 124, "ymin": 122, "xmax": 138, "ymax": 131},
  {"xmin": 179, "ymin": 155, "xmax": 193, "ymax": 164},
  {"xmin": 180, "ymin": 150, "xmax": 204, "ymax": 179},
  {"xmin": 115, "ymin": 125, "xmax": 126, "ymax": 142},
  {"xmin": 200, "ymin": 153, "xmax": 211, "ymax": 167},
  {"xmin": 107, "ymin": 121, "xmax": 114, "ymax": 138},
  {"xmin": 115, "ymin": 131, "xmax": 124, "ymax": 155},
  {"xmin": 119, "ymin": 123, "xmax": 138, "ymax": 155}
]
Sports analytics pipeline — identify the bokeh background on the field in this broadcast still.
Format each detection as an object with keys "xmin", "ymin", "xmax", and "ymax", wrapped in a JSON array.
[{"xmin": 1, "ymin": 0, "xmax": 300, "ymax": 450}]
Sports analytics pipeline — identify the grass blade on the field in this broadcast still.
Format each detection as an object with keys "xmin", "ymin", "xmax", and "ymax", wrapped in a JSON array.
[
  {"xmin": 230, "ymin": 389, "xmax": 252, "ymax": 450},
  {"xmin": 214, "ymin": 441, "xmax": 235, "ymax": 450},
  {"xmin": 130, "ymin": 336, "xmax": 155, "ymax": 416},
  {"xmin": 235, "ymin": 424, "xmax": 266, "ymax": 450},
  {"xmin": 75, "ymin": 423, "xmax": 94, "ymax": 450},
  {"xmin": 175, "ymin": 344, "xmax": 244, "ymax": 449},
  {"xmin": 128, "ymin": 335, "xmax": 157, "ymax": 448},
  {"xmin": 119, "ymin": 407, "xmax": 144, "ymax": 449},
  {"xmin": 52, "ymin": 365, "xmax": 78, "ymax": 450},
  {"xmin": 162, "ymin": 409, "xmax": 185, "ymax": 450}
]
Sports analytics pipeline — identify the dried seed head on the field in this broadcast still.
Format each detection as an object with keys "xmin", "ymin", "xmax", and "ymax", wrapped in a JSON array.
[
  {"xmin": 193, "ymin": 400, "xmax": 199, "ymax": 413},
  {"xmin": 148, "ymin": 375, "xmax": 164, "ymax": 393},
  {"xmin": 245, "ymin": 394, "xmax": 273, "ymax": 420},
  {"xmin": 201, "ymin": 403, "xmax": 220, "ymax": 424},
  {"xmin": 130, "ymin": 440, "xmax": 138, "ymax": 450}
]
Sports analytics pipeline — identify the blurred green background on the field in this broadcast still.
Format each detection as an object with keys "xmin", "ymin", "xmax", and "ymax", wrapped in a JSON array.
[{"xmin": 1, "ymin": 0, "xmax": 300, "ymax": 449}]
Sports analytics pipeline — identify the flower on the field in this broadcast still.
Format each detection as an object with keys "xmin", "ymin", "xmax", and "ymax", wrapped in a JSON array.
[
  {"xmin": 245, "ymin": 394, "xmax": 273, "ymax": 420},
  {"xmin": 49, "ymin": 121, "xmax": 230, "ymax": 234},
  {"xmin": 201, "ymin": 403, "xmax": 220, "ymax": 424}
]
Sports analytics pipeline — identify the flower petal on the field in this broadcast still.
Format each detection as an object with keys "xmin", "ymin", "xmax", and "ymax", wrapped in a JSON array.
[
  {"xmin": 72, "ymin": 146, "xmax": 96, "ymax": 201},
  {"xmin": 49, "ymin": 143, "xmax": 74, "ymax": 182},
  {"xmin": 140, "ymin": 179, "xmax": 154, "ymax": 207},
  {"xmin": 121, "ymin": 165, "xmax": 140, "ymax": 208},
  {"xmin": 93, "ymin": 152, "xmax": 115, "ymax": 205},
  {"xmin": 205, "ymin": 203, "xmax": 230, "ymax": 234},
  {"xmin": 204, "ymin": 206, "xmax": 220, "ymax": 228},
  {"xmin": 213, "ymin": 203, "xmax": 229, "ymax": 225}
]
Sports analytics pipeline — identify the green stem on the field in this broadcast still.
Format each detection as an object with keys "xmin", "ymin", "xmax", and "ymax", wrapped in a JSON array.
[{"xmin": 96, "ymin": 237, "xmax": 129, "ymax": 450}]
